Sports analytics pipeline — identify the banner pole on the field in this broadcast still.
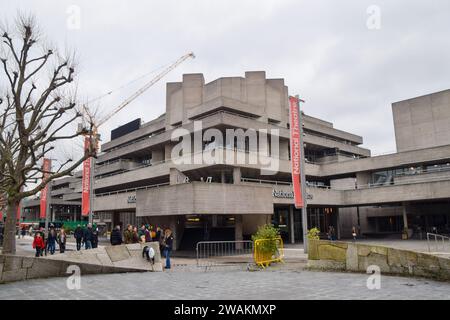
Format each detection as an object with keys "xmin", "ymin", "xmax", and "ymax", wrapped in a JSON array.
[
  {"xmin": 89, "ymin": 156, "xmax": 94, "ymax": 225},
  {"xmin": 296, "ymin": 95, "xmax": 308, "ymax": 254}
]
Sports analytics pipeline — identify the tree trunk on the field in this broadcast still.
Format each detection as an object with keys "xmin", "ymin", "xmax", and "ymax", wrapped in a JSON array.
[{"xmin": 2, "ymin": 200, "xmax": 18, "ymax": 254}]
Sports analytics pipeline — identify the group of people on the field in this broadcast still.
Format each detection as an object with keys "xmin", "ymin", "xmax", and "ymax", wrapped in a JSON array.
[
  {"xmin": 73, "ymin": 224, "xmax": 99, "ymax": 250},
  {"xmin": 31, "ymin": 224, "xmax": 68, "ymax": 257},
  {"xmin": 110, "ymin": 224, "xmax": 174, "ymax": 269},
  {"xmin": 31, "ymin": 223, "xmax": 99, "ymax": 257}
]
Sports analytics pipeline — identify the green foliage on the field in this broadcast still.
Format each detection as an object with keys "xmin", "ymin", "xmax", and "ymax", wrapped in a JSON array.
[
  {"xmin": 252, "ymin": 224, "xmax": 280, "ymax": 241},
  {"xmin": 252, "ymin": 224, "xmax": 280, "ymax": 255},
  {"xmin": 307, "ymin": 227, "xmax": 321, "ymax": 240}
]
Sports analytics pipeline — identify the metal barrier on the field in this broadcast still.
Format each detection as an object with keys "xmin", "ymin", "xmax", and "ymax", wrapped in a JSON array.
[
  {"xmin": 427, "ymin": 232, "xmax": 450, "ymax": 252},
  {"xmin": 196, "ymin": 240, "xmax": 253, "ymax": 269},
  {"xmin": 253, "ymin": 237, "xmax": 284, "ymax": 268}
]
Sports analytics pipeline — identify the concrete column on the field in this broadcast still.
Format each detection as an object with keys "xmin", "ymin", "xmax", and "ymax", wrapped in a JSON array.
[
  {"xmin": 356, "ymin": 172, "xmax": 371, "ymax": 188},
  {"xmin": 289, "ymin": 205, "xmax": 295, "ymax": 244},
  {"xmin": 402, "ymin": 203, "xmax": 409, "ymax": 230},
  {"xmin": 164, "ymin": 144, "xmax": 173, "ymax": 161},
  {"xmin": 235, "ymin": 215, "xmax": 243, "ymax": 249},
  {"xmin": 152, "ymin": 148, "xmax": 164, "ymax": 163},
  {"xmin": 233, "ymin": 167, "xmax": 241, "ymax": 184},
  {"xmin": 221, "ymin": 170, "xmax": 226, "ymax": 183},
  {"xmin": 279, "ymin": 139, "xmax": 290, "ymax": 160}
]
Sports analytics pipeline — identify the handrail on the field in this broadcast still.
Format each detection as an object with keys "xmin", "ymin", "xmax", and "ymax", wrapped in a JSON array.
[
  {"xmin": 241, "ymin": 177, "xmax": 292, "ymax": 186},
  {"xmin": 426, "ymin": 232, "xmax": 450, "ymax": 253}
]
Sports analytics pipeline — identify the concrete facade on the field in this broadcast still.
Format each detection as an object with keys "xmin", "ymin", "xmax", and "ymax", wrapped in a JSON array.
[
  {"xmin": 393, "ymin": 89, "xmax": 450, "ymax": 152},
  {"xmin": 21, "ymin": 72, "xmax": 450, "ymax": 247}
]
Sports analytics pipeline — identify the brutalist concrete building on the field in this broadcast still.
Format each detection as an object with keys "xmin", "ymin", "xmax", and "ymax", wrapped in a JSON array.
[{"xmin": 23, "ymin": 72, "xmax": 450, "ymax": 250}]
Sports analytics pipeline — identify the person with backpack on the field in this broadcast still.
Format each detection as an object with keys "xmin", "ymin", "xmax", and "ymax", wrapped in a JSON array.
[{"xmin": 74, "ymin": 225, "xmax": 83, "ymax": 251}]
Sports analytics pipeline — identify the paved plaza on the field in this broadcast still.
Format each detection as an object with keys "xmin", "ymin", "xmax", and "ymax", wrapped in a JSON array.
[{"xmin": 1, "ymin": 266, "xmax": 450, "ymax": 300}]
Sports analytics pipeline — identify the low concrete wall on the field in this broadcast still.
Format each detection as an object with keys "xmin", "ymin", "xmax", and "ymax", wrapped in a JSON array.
[
  {"xmin": 45, "ymin": 242, "xmax": 163, "ymax": 272},
  {"xmin": 0, "ymin": 242, "xmax": 163, "ymax": 284},
  {"xmin": 308, "ymin": 240, "xmax": 450, "ymax": 281},
  {"xmin": 0, "ymin": 254, "xmax": 142, "ymax": 284}
]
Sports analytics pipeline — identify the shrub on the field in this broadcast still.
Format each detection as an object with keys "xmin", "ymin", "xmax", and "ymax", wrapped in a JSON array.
[
  {"xmin": 307, "ymin": 227, "xmax": 320, "ymax": 240},
  {"xmin": 252, "ymin": 224, "xmax": 280, "ymax": 255}
]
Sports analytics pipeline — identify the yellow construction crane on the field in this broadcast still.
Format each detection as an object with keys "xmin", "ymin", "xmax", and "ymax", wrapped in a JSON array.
[
  {"xmin": 80, "ymin": 52, "xmax": 195, "ymax": 223},
  {"xmin": 80, "ymin": 51, "xmax": 195, "ymax": 147}
]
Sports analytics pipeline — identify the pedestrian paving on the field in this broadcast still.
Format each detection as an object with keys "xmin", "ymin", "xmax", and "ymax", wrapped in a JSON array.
[{"xmin": 0, "ymin": 266, "xmax": 449, "ymax": 300}]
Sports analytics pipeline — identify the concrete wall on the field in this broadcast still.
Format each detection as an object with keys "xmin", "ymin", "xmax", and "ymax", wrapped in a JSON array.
[
  {"xmin": 0, "ymin": 252, "xmax": 147, "ymax": 284},
  {"xmin": 308, "ymin": 240, "xmax": 450, "ymax": 281},
  {"xmin": 136, "ymin": 182, "xmax": 274, "ymax": 217},
  {"xmin": 393, "ymin": 89, "xmax": 450, "ymax": 152}
]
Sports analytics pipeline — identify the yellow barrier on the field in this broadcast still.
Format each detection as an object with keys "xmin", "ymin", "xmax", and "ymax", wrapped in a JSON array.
[{"xmin": 253, "ymin": 237, "xmax": 284, "ymax": 268}]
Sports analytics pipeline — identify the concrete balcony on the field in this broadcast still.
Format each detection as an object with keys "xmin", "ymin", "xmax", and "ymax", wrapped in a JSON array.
[
  {"xmin": 62, "ymin": 192, "xmax": 82, "ymax": 201},
  {"xmin": 136, "ymin": 182, "xmax": 274, "ymax": 217},
  {"xmin": 93, "ymin": 191, "xmax": 137, "ymax": 212},
  {"xmin": 318, "ymin": 144, "xmax": 450, "ymax": 177},
  {"xmin": 95, "ymin": 159, "xmax": 141, "ymax": 177},
  {"xmin": 50, "ymin": 187, "xmax": 73, "ymax": 197},
  {"xmin": 94, "ymin": 148, "xmax": 293, "ymax": 192},
  {"xmin": 97, "ymin": 111, "xmax": 370, "ymax": 164}
]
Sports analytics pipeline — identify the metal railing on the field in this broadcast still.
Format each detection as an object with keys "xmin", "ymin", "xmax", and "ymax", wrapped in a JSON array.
[
  {"xmin": 253, "ymin": 237, "xmax": 284, "ymax": 268},
  {"xmin": 196, "ymin": 240, "xmax": 254, "ymax": 269},
  {"xmin": 95, "ymin": 182, "xmax": 169, "ymax": 198},
  {"xmin": 427, "ymin": 233, "xmax": 450, "ymax": 253}
]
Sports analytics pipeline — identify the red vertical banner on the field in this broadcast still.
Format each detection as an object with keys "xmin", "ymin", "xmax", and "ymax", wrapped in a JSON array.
[
  {"xmin": 40, "ymin": 158, "xmax": 52, "ymax": 219},
  {"xmin": 82, "ymin": 136, "xmax": 91, "ymax": 216},
  {"xmin": 289, "ymin": 96, "xmax": 304, "ymax": 209}
]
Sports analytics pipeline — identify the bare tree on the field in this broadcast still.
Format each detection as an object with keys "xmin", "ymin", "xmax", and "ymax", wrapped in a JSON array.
[{"xmin": 0, "ymin": 14, "xmax": 96, "ymax": 254}]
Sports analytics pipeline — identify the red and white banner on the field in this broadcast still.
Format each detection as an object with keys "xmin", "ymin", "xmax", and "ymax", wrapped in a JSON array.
[
  {"xmin": 81, "ymin": 136, "xmax": 91, "ymax": 216},
  {"xmin": 289, "ymin": 96, "xmax": 304, "ymax": 209},
  {"xmin": 40, "ymin": 158, "xmax": 52, "ymax": 219}
]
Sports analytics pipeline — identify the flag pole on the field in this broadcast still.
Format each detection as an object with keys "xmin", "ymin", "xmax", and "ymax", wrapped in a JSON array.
[{"xmin": 295, "ymin": 95, "xmax": 308, "ymax": 253}]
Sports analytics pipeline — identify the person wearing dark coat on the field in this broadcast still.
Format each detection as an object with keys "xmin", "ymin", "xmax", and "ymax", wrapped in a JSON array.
[
  {"xmin": 83, "ymin": 224, "xmax": 94, "ymax": 250},
  {"xmin": 74, "ymin": 225, "xmax": 83, "ymax": 251},
  {"xmin": 110, "ymin": 226, "xmax": 123, "ymax": 246},
  {"xmin": 92, "ymin": 228, "xmax": 99, "ymax": 249},
  {"xmin": 47, "ymin": 225, "xmax": 57, "ymax": 255}
]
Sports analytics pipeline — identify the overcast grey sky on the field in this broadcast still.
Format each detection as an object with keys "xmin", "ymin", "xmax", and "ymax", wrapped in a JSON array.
[{"xmin": 2, "ymin": 0, "xmax": 450, "ymax": 157}]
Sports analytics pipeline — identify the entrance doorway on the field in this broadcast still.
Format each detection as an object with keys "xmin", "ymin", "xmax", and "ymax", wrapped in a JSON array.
[{"xmin": 179, "ymin": 215, "xmax": 235, "ymax": 250}]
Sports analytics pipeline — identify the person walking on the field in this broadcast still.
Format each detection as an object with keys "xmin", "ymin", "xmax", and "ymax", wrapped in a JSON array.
[
  {"xmin": 123, "ymin": 224, "xmax": 133, "ymax": 244},
  {"xmin": 83, "ymin": 224, "xmax": 94, "ymax": 250},
  {"xmin": 162, "ymin": 228, "xmax": 174, "ymax": 270},
  {"xmin": 47, "ymin": 225, "xmax": 57, "ymax": 255},
  {"xmin": 21, "ymin": 225, "xmax": 26, "ymax": 239},
  {"xmin": 110, "ymin": 226, "xmax": 123, "ymax": 246},
  {"xmin": 32, "ymin": 233, "xmax": 45, "ymax": 257},
  {"xmin": 74, "ymin": 225, "xmax": 83, "ymax": 251},
  {"xmin": 58, "ymin": 228, "xmax": 67, "ymax": 253}
]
